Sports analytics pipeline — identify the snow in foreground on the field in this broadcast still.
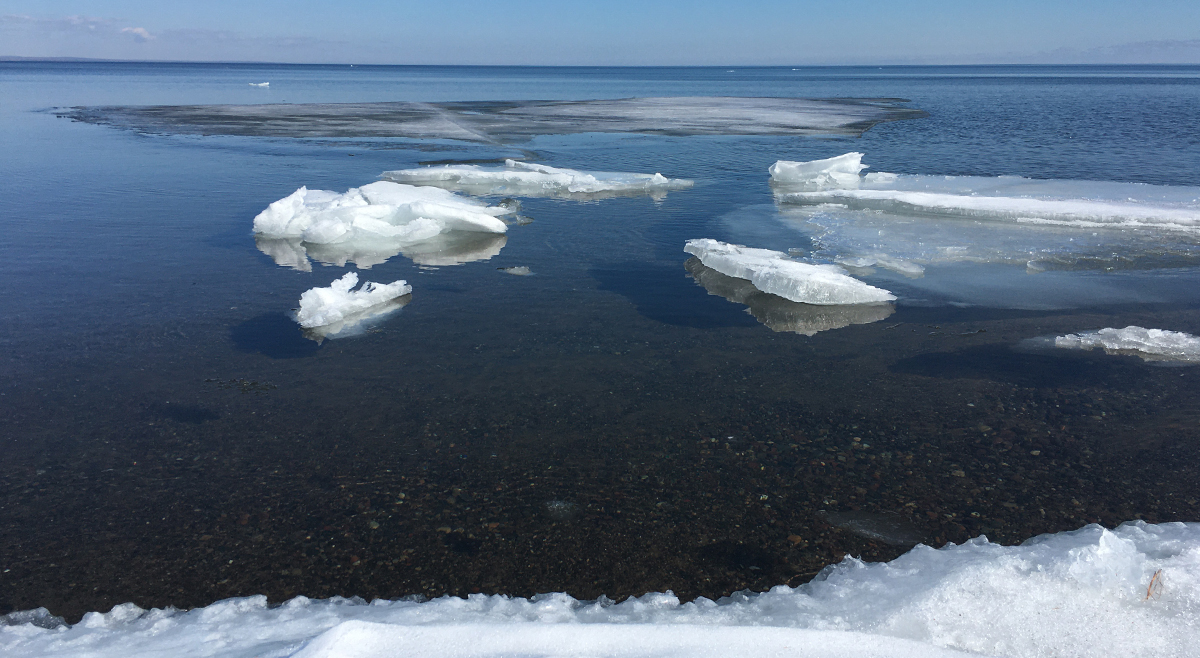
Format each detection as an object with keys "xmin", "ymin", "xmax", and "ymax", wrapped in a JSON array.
[
  {"xmin": 1054, "ymin": 326, "xmax": 1200, "ymax": 363},
  {"xmin": 769, "ymin": 153, "xmax": 1200, "ymax": 277},
  {"xmin": 3, "ymin": 521, "xmax": 1197, "ymax": 658},
  {"xmin": 383, "ymin": 160, "xmax": 693, "ymax": 199},
  {"xmin": 293, "ymin": 272, "xmax": 411, "ymax": 340},
  {"xmin": 253, "ymin": 182, "xmax": 512, "ymax": 270},
  {"xmin": 683, "ymin": 239, "xmax": 894, "ymax": 306}
]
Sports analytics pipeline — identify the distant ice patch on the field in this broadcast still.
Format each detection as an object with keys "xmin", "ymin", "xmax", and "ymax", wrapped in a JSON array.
[
  {"xmin": 498, "ymin": 266, "xmax": 533, "ymax": 276},
  {"xmin": 294, "ymin": 272, "xmax": 411, "ymax": 340},
  {"xmin": 4, "ymin": 521, "xmax": 1198, "ymax": 658},
  {"xmin": 685, "ymin": 258, "xmax": 893, "ymax": 335},
  {"xmin": 383, "ymin": 160, "xmax": 693, "ymax": 199},
  {"xmin": 249, "ymin": 82, "xmax": 269, "ymax": 88},
  {"xmin": 683, "ymin": 239, "xmax": 895, "ymax": 306},
  {"xmin": 770, "ymin": 153, "xmax": 1200, "ymax": 276},
  {"xmin": 254, "ymin": 182, "xmax": 512, "ymax": 271},
  {"xmin": 1054, "ymin": 326, "xmax": 1200, "ymax": 363}
]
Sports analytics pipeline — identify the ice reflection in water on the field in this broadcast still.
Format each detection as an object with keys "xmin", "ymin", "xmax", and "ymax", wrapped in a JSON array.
[{"xmin": 684, "ymin": 258, "xmax": 894, "ymax": 336}]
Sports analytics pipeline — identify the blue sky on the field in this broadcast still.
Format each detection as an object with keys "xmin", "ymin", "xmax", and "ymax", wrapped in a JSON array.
[{"xmin": 3, "ymin": 1, "xmax": 1199, "ymax": 64}]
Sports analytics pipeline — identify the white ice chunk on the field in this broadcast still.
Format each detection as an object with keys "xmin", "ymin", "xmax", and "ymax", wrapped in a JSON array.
[
  {"xmin": 769, "ymin": 152, "xmax": 867, "ymax": 191},
  {"xmin": 5, "ymin": 521, "xmax": 1199, "ymax": 658},
  {"xmin": 253, "ymin": 182, "xmax": 511, "ymax": 270},
  {"xmin": 1054, "ymin": 326, "xmax": 1200, "ymax": 362},
  {"xmin": 683, "ymin": 239, "xmax": 894, "ymax": 305},
  {"xmin": 249, "ymin": 82, "xmax": 269, "ymax": 87},
  {"xmin": 383, "ymin": 160, "xmax": 693, "ymax": 199},
  {"xmin": 295, "ymin": 272, "xmax": 411, "ymax": 331}
]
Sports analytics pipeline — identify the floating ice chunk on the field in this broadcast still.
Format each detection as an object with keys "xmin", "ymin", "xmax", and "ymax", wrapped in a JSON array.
[
  {"xmin": 254, "ymin": 182, "xmax": 511, "ymax": 270},
  {"xmin": 249, "ymin": 82, "xmax": 269, "ymax": 87},
  {"xmin": 1054, "ymin": 326, "xmax": 1200, "ymax": 362},
  {"xmin": 683, "ymin": 239, "xmax": 894, "ymax": 306},
  {"xmin": 383, "ymin": 160, "xmax": 693, "ymax": 199},
  {"xmin": 816, "ymin": 510, "xmax": 925, "ymax": 547},
  {"xmin": 294, "ymin": 272, "xmax": 412, "ymax": 339},
  {"xmin": 499, "ymin": 266, "xmax": 533, "ymax": 276},
  {"xmin": 769, "ymin": 152, "xmax": 867, "ymax": 191},
  {"xmin": 685, "ymin": 258, "xmax": 893, "ymax": 335}
]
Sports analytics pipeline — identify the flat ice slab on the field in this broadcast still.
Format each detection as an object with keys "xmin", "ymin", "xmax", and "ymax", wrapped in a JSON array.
[
  {"xmin": 294, "ymin": 272, "xmax": 411, "ymax": 340},
  {"xmin": 253, "ymin": 181, "xmax": 512, "ymax": 270},
  {"xmin": 383, "ymin": 160, "xmax": 692, "ymax": 199},
  {"xmin": 683, "ymin": 239, "xmax": 895, "ymax": 306},
  {"xmin": 684, "ymin": 257, "xmax": 893, "ymax": 335},
  {"xmin": 769, "ymin": 152, "xmax": 868, "ymax": 191},
  {"xmin": 1054, "ymin": 326, "xmax": 1200, "ymax": 362},
  {"xmin": 66, "ymin": 97, "xmax": 925, "ymax": 142},
  {"xmin": 4, "ymin": 521, "xmax": 1197, "ymax": 658}
]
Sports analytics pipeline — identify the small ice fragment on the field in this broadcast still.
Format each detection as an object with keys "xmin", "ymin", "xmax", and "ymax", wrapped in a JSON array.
[
  {"xmin": 1054, "ymin": 326, "xmax": 1200, "ymax": 363},
  {"xmin": 683, "ymin": 239, "xmax": 894, "ymax": 305},
  {"xmin": 817, "ymin": 510, "xmax": 925, "ymax": 547},
  {"xmin": 769, "ymin": 153, "xmax": 867, "ymax": 191},
  {"xmin": 382, "ymin": 160, "xmax": 693, "ymax": 199},
  {"xmin": 498, "ymin": 266, "xmax": 533, "ymax": 276},
  {"xmin": 249, "ymin": 82, "xmax": 269, "ymax": 87},
  {"xmin": 294, "ymin": 272, "xmax": 411, "ymax": 331}
]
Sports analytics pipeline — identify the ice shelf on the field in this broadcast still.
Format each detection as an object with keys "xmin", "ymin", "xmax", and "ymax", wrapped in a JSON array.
[{"xmin": 383, "ymin": 160, "xmax": 692, "ymax": 199}]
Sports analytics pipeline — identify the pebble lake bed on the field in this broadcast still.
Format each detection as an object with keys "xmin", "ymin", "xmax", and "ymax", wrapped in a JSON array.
[{"xmin": 3, "ymin": 63, "xmax": 1200, "ymax": 656}]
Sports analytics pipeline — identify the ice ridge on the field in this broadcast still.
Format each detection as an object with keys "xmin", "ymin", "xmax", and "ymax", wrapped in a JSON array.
[
  {"xmin": 383, "ymin": 160, "xmax": 693, "ymax": 199},
  {"xmin": 769, "ymin": 152, "xmax": 868, "ymax": 191},
  {"xmin": 3, "ymin": 521, "xmax": 1198, "ymax": 658},
  {"xmin": 683, "ymin": 239, "xmax": 895, "ymax": 306},
  {"xmin": 1054, "ymin": 326, "xmax": 1200, "ymax": 362}
]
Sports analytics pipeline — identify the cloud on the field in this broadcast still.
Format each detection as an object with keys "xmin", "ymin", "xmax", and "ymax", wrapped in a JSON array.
[
  {"xmin": 2, "ymin": 14, "xmax": 153, "ymax": 44},
  {"xmin": 120, "ymin": 27, "xmax": 154, "ymax": 42}
]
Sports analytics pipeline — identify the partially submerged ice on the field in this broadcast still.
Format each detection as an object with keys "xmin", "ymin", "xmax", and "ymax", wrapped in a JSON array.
[
  {"xmin": 683, "ymin": 239, "xmax": 895, "ymax": 306},
  {"xmin": 294, "ymin": 272, "xmax": 411, "ymax": 340},
  {"xmin": 4, "ymin": 521, "xmax": 1198, "ymax": 657},
  {"xmin": 685, "ymin": 258, "xmax": 893, "ymax": 335},
  {"xmin": 253, "ymin": 181, "xmax": 512, "ymax": 270},
  {"xmin": 769, "ymin": 153, "xmax": 1200, "ymax": 276},
  {"xmin": 1054, "ymin": 326, "xmax": 1200, "ymax": 363},
  {"xmin": 383, "ymin": 160, "xmax": 692, "ymax": 199}
]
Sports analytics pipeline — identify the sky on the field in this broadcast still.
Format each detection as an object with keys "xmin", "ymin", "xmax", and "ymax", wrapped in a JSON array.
[{"xmin": 2, "ymin": 1, "xmax": 1199, "ymax": 65}]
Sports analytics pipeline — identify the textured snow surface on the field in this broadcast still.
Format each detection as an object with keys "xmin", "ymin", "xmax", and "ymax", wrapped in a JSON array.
[
  {"xmin": 253, "ymin": 182, "xmax": 510, "ymax": 270},
  {"xmin": 1054, "ymin": 326, "xmax": 1200, "ymax": 362},
  {"xmin": 383, "ymin": 160, "xmax": 693, "ymax": 199},
  {"xmin": 770, "ymin": 153, "xmax": 1200, "ymax": 275},
  {"xmin": 294, "ymin": 272, "xmax": 411, "ymax": 338},
  {"xmin": 684, "ymin": 258, "xmax": 893, "ymax": 335},
  {"xmin": 683, "ymin": 239, "xmax": 895, "ymax": 306},
  {"xmin": 4, "ymin": 521, "xmax": 1198, "ymax": 658}
]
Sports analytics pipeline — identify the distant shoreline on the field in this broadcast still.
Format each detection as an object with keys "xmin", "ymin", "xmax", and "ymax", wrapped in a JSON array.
[{"xmin": 3, "ymin": 56, "xmax": 1200, "ymax": 67}]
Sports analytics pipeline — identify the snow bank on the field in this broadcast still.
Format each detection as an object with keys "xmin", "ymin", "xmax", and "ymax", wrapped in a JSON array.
[
  {"xmin": 253, "ymin": 182, "xmax": 511, "ymax": 270},
  {"xmin": 294, "ymin": 272, "xmax": 411, "ymax": 339},
  {"xmin": 683, "ymin": 239, "xmax": 894, "ymax": 306},
  {"xmin": 769, "ymin": 153, "xmax": 867, "ymax": 191},
  {"xmin": 684, "ymin": 258, "xmax": 893, "ymax": 335},
  {"xmin": 383, "ymin": 160, "xmax": 693, "ymax": 199},
  {"xmin": 1054, "ymin": 326, "xmax": 1200, "ymax": 362},
  {"xmin": 4, "ymin": 521, "xmax": 1198, "ymax": 658},
  {"xmin": 768, "ymin": 153, "xmax": 1200, "ymax": 276}
]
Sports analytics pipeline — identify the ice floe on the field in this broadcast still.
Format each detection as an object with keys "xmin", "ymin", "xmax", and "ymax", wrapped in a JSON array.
[
  {"xmin": 770, "ymin": 153, "xmax": 1200, "ymax": 277},
  {"xmin": 685, "ymin": 258, "xmax": 893, "ymax": 335},
  {"xmin": 67, "ymin": 97, "xmax": 926, "ymax": 142},
  {"xmin": 499, "ymin": 266, "xmax": 533, "ymax": 276},
  {"xmin": 294, "ymin": 272, "xmax": 411, "ymax": 340},
  {"xmin": 383, "ymin": 160, "xmax": 693, "ymax": 199},
  {"xmin": 1053, "ymin": 326, "xmax": 1200, "ymax": 363},
  {"xmin": 683, "ymin": 239, "xmax": 895, "ymax": 306},
  {"xmin": 4, "ymin": 521, "xmax": 1198, "ymax": 658},
  {"xmin": 253, "ymin": 182, "xmax": 512, "ymax": 270}
]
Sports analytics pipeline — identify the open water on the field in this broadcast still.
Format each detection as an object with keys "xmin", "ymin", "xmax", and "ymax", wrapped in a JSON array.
[{"xmin": 2, "ymin": 63, "xmax": 1200, "ymax": 622}]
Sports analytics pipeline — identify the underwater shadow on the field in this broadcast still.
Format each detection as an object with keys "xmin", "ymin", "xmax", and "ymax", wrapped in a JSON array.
[
  {"xmin": 230, "ymin": 313, "xmax": 321, "ymax": 359},
  {"xmin": 592, "ymin": 261, "xmax": 759, "ymax": 329},
  {"xmin": 890, "ymin": 343, "xmax": 1146, "ymax": 388}
]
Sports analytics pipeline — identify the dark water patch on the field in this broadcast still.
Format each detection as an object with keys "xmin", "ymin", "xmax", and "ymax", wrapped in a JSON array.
[
  {"xmin": 698, "ymin": 540, "xmax": 782, "ymax": 573},
  {"xmin": 890, "ymin": 344, "xmax": 1147, "ymax": 388},
  {"xmin": 145, "ymin": 402, "xmax": 220, "ymax": 425},
  {"xmin": 229, "ymin": 313, "xmax": 321, "ymax": 359},
  {"xmin": 592, "ymin": 262, "xmax": 760, "ymax": 329}
]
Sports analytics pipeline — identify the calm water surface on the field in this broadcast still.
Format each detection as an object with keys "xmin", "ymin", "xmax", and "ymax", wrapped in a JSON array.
[{"xmin": 2, "ymin": 63, "xmax": 1200, "ymax": 621}]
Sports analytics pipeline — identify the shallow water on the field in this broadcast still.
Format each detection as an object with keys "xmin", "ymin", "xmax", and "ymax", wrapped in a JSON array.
[{"xmin": 2, "ymin": 63, "xmax": 1200, "ymax": 622}]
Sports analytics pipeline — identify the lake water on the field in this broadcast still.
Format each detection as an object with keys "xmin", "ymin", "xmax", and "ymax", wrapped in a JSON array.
[{"xmin": 3, "ymin": 63, "xmax": 1200, "ymax": 623}]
